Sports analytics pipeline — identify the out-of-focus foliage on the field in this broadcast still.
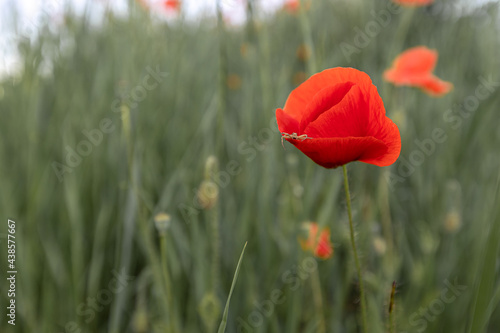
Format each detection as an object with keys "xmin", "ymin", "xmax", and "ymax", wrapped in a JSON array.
[{"xmin": 0, "ymin": 0, "xmax": 499, "ymax": 332}]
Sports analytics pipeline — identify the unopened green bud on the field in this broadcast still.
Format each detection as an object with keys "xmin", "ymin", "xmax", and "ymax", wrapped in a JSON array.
[
  {"xmin": 154, "ymin": 212, "xmax": 171, "ymax": 235},
  {"xmin": 198, "ymin": 292, "xmax": 221, "ymax": 332},
  {"xmin": 204, "ymin": 155, "xmax": 219, "ymax": 180},
  {"xmin": 197, "ymin": 181, "xmax": 219, "ymax": 210}
]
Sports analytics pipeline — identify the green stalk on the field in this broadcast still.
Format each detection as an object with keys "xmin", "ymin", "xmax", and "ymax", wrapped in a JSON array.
[
  {"xmin": 160, "ymin": 232, "xmax": 175, "ymax": 333},
  {"xmin": 311, "ymin": 268, "xmax": 326, "ymax": 333},
  {"xmin": 342, "ymin": 165, "xmax": 367, "ymax": 333},
  {"xmin": 379, "ymin": 169, "xmax": 394, "ymax": 268},
  {"xmin": 389, "ymin": 281, "xmax": 396, "ymax": 333},
  {"xmin": 298, "ymin": 0, "xmax": 318, "ymax": 75},
  {"xmin": 211, "ymin": 204, "xmax": 221, "ymax": 294},
  {"xmin": 389, "ymin": 8, "xmax": 416, "ymax": 58},
  {"xmin": 216, "ymin": 0, "xmax": 227, "ymax": 155}
]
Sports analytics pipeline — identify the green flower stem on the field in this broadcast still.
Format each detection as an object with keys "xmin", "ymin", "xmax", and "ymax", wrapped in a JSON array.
[
  {"xmin": 389, "ymin": 281, "xmax": 396, "ymax": 333},
  {"xmin": 160, "ymin": 233, "xmax": 175, "ymax": 333},
  {"xmin": 216, "ymin": 0, "xmax": 227, "ymax": 155},
  {"xmin": 342, "ymin": 165, "xmax": 367, "ymax": 333},
  {"xmin": 298, "ymin": 0, "xmax": 318, "ymax": 75},
  {"xmin": 311, "ymin": 268, "xmax": 326, "ymax": 333},
  {"xmin": 211, "ymin": 204, "xmax": 221, "ymax": 294}
]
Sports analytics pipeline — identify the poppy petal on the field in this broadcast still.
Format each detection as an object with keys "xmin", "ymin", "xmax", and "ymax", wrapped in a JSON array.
[
  {"xmin": 360, "ymin": 120, "xmax": 401, "ymax": 167},
  {"xmin": 299, "ymin": 81, "xmax": 357, "ymax": 133},
  {"xmin": 302, "ymin": 84, "xmax": 368, "ymax": 138},
  {"xmin": 315, "ymin": 231, "xmax": 334, "ymax": 259},
  {"xmin": 420, "ymin": 76, "xmax": 454, "ymax": 96},
  {"xmin": 276, "ymin": 108, "xmax": 300, "ymax": 134},
  {"xmin": 283, "ymin": 68, "xmax": 375, "ymax": 122},
  {"xmin": 299, "ymin": 222, "xmax": 333, "ymax": 260},
  {"xmin": 289, "ymin": 136, "xmax": 389, "ymax": 168},
  {"xmin": 388, "ymin": 46, "xmax": 437, "ymax": 77},
  {"xmin": 383, "ymin": 70, "xmax": 432, "ymax": 86},
  {"xmin": 393, "ymin": 0, "xmax": 434, "ymax": 6}
]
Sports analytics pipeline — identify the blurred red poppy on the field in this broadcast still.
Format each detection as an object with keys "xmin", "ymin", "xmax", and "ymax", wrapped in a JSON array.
[
  {"xmin": 163, "ymin": 0, "xmax": 181, "ymax": 12},
  {"xmin": 393, "ymin": 0, "xmax": 433, "ymax": 6},
  {"xmin": 284, "ymin": 0, "xmax": 311, "ymax": 13},
  {"xmin": 384, "ymin": 46, "xmax": 453, "ymax": 96},
  {"xmin": 299, "ymin": 222, "xmax": 334, "ymax": 260},
  {"xmin": 276, "ymin": 68, "xmax": 401, "ymax": 168},
  {"xmin": 284, "ymin": 0, "xmax": 300, "ymax": 13}
]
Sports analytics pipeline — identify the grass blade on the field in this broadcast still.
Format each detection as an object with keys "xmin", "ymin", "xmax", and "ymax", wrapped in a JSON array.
[
  {"xmin": 217, "ymin": 241, "xmax": 248, "ymax": 333},
  {"xmin": 468, "ymin": 172, "xmax": 500, "ymax": 332}
]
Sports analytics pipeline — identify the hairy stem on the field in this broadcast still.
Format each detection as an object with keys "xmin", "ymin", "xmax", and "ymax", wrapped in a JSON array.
[{"xmin": 342, "ymin": 165, "xmax": 367, "ymax": 333}]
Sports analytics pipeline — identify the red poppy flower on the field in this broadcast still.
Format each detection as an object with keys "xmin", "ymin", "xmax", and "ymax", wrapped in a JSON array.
[
  {"xmin": 284, "ymin": 0, "xmax": 300, "ymax": 13},
  {"xmin": 163, "ymin": 0, "xmax": 180, "ymax": 12},
  {"xmin": 276, "ymin": 67, "xmax": 401, "ymax": 168},
  {"xmin": 283, "ymin": 0, "xmax": 313, "ymax": 14},
  {"xmin": 299, "ymin": 222, "xmax": 334, "ymax": 260},
  {"xmin": 384, "ymin": 46, "xmax": 453, "ymax": 96},
  {"xmin": 393, "ymin": 0, "xmax": 433, "ymax": 6}
]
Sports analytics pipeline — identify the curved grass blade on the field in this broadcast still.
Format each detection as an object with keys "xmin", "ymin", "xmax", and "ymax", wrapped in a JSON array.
[
  {"xmin": 217, "ymin": 242, "xmax": 248, "ymax": 333},
  {"xmin": 468, "ymin": 171, "xmax": 500, "ymax": 332}
]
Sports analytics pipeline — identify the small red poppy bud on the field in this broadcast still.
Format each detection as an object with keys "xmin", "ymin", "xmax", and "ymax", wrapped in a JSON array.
[{"xmin": 299, "ymin": 222, "xmax": 334, "ymax": 260}]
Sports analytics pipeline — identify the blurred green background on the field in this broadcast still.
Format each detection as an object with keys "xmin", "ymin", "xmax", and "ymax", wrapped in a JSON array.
[{"xmin": 1, "ymin": 0, "xmax": 500, "ymax": 332}]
